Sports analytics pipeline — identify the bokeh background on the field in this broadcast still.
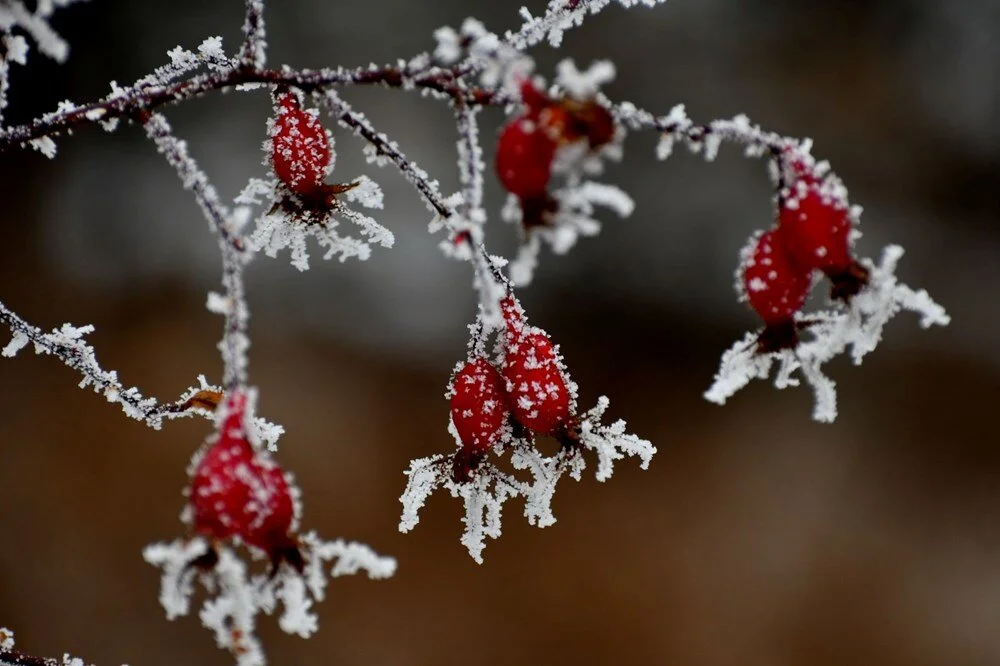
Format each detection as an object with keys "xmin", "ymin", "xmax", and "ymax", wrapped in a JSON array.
[{"xmin": 1, "ymin": 1, "xmax": 999, "ymax": 664}]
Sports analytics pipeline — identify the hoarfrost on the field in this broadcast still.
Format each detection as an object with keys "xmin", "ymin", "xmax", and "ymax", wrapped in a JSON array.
[
  {"xmin": 1, "ymin": 330, "xmax": 28, "ymax": 357},
  {"xmin": 145, "ymin": 532, "xmax": 395, "ymax": 666},
  {"xmin": 28, "ymin": 135, "xmax": 56, "ymax": 158},
  {"xmin": 237, "ymin": 177, "xmax": 393, "ymax": 271},
  {"xmin": 400, "ymin": 395, "xmax": 653, "ymax": 563},
  {"xmin": 508, "ymin": 181, "xmax": 634, "ymax": 286},
  {"xmin": 554, "ymin": 59, "xmax": 616, "ymax": 99},
  {"xmin": 705, "ymin": 245, "xmax": 950, "ymax": 422}
]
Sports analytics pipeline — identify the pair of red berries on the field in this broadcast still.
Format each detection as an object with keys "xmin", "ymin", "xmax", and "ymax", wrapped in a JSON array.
[
  {"xmin": 189, "ymin": 391, "xmax": 301, "ymax": 571},
  {"xmin": 494, "ymin": 81, "xmax": 616, "ymax": 228},
  {"xmin": 743, "ymin": 160, "xmax": 868, "ymax": 350},
  {"xmin": 448, "ymin": 296, "xmax": 572, "ymax": 482}
]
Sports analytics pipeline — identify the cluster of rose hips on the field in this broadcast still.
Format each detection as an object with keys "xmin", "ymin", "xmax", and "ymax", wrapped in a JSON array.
[
  {"xmin": 493, "ymin": 80, "xmax": 616, "ymax": 229},
  {"xmin": 448, "ymin": 295, "xmax": 576, "ymax": 483},
  {"xmin": 742, "ymin": 155, "xmax": 870, "ymax": 351},
  {"xmin": 187, "ymin": 390, "xmax": 301, "ymax": 573}
]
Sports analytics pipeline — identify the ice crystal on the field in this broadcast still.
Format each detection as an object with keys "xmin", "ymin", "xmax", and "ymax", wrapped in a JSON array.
[
  {"xmin": 554, "ymin": 58, "xmax": 616, "ymax": 99},
  {"xmin": 0, "ymin": 0, "xmax": 83, "ymax": 64},
  {"xmin": 237, "ymin": 175, "xmax": 393, "ymax": 271},
  {"xmin": 144, "ymin": 534, "xmax": 395, "ymax": 666},
  {"xmin": 507, "ymin": 181, "xmax": 634, "ymax": 286}
]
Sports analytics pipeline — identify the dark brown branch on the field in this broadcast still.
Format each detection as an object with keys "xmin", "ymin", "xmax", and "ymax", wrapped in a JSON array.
[{"xmin": 1, "ymin": 648, "xmax": 72, "ymax": 666}]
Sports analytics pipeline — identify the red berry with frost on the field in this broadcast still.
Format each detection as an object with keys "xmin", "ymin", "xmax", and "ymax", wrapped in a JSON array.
[
  {"xmin": 502, "ymin": 329, "xmax": 571, "ymax": 435},
  {"xmin": 450, "ymin": 357, "xmax": 509, "ymax": 458},
  {"xmin": 496, "ymin": 116, "xmax": 557, "ymax": 201},
  {"xmin": 499, "ymin": 294, "xmax": 526, "ymax": 337},
  {"xmin": 190, "ymin": 392, "xmax": 297, "ymax": 562},
  {"xmin": 778, "ymin": 180, "xmax": 853, "ymax": 275},
  {"xmin": 271, "ymin": 92, "xmax": 332, "ymax": 196},
  {"xmin": 742, "ymin": 228, "xmax": 812, "ymax": 330}
]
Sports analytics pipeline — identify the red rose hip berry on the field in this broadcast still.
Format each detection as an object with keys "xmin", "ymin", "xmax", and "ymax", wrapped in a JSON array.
[
  {"xmin": 450, "ymin": 358, "xmax": 509, "ymax": 456},
  {"xmin": 779, "ymin": 178, "xmax": 870, "ymax": 299},
  {"xmin": 742, "ymin": 228, "xmax": 813, "ymax": 351},
  {"xmin": 271, "ymin": 91, "xmax": 333, "ymax": 197},
  {"xmin": 495, "ymin": 116, "xmax": 557, "ymax": 201},
  {"xmin": 502, "ymin": 329, "xmax": 571, "ymax": 435},
  {"xmin": 449, "ymin": 357, "xmax": 509, "ymax": 482},
  {"xmin": 190, "ymin": 391, "xmax": 299, "ymax": 569}
]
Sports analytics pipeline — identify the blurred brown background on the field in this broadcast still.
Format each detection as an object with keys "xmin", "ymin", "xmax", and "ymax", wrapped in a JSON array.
[{"xmin": 1, "ymin": 1, "xmax": 999, "ymax": 665}]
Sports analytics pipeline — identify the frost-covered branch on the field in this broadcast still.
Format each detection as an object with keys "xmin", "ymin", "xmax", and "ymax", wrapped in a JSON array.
[
  {"xmin": 320, "ymin": 90, "xmax": 452, "ymax": 219},
  {"xmin": 614, "ymin": 101, "xmax": 790, "ymax": 163},
  {"xmin": 0, "ymin": 648, "xmax": 89, "ymax": 666},
  {"xmin": 142, "ymin": 111, "xmax": 251, "ymax": 389},
  {"xmin": 1, "ymin": 626, "xmax": 89, "ymax": 666},
  {"xmin": 506, "ymin": 0, "xmax": 667, "ymax": 51},
  {"xmin": 239, "ymin": 0, "xmax": 267, "ymax": 70},
  {"xmin": 0, "ymin": 63, "xmax": 496, "ymax": 153},
  {"xmin": 0, "ymin": 299, "xmax": 231, "ymax": 428}
]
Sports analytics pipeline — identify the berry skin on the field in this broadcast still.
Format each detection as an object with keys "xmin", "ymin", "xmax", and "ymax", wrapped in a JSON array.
[
  {"xmin": 450, "ymin": 357, "xmax": 509, "ymax": 459},
  {"xmin": 190, "ymin": 392, "xmax": 297, "ymax": 567},
  {"xmin": 496, "ymin": 116, "xmax": 557, "ymax": 201},
  {"xmin": 502, "ymin": 329, "xmax": 571, "ymax": 435},
  {"xmin": 271, "ymin": 92, "xmax": 332, "ymax": 197},
  {"xmin": 742, "ymin": 228, "xmax": 812, "ymax": 335},
  {"xmin": 778, "ymin": 180, "xmax": 852, "ymax": 275}
]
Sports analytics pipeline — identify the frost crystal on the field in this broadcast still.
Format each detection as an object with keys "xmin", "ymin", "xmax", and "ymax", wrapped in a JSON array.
[
  {"xmin": 508, "ymin": 181, "xmax": 634, "ymax": 286},
  {"xmin": 400, "ymin": 394, "xmax": 653, "ymax": 563},
  {"xmin": 554, "ymin": 59, "xmax": 616, "ymax": 99},
  {"xmin": 1, "ymin": 330, "xmax": 28, "ymax": 357},
  {"xmin": 237, "ymin": 176, "xmax": 393, "ymax": 271},
  {"xmin": 706, "ymin": 245, "xmax": 950, "ymax": 422},
  {"xmin": 144, "ymin": 534, "xmax": 395, "ymax": 666},
  {"xmin": 0, "ymin": 627, "xmax": 13, "ymax": 650}
]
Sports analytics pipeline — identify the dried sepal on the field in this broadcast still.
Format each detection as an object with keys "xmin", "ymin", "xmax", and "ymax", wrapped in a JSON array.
[{"xmin": 236, "ymin": 175, "xmax": 393, "ymax": 270}]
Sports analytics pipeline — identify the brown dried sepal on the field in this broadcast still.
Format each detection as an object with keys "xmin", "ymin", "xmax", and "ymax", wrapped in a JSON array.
[
  {"xmin": 828, "ymin": 260, "xmax": 870, "ymax": 303},
  {"xmin": 270, "ymin": 180, "xmax": 361, "ymax": 224}
]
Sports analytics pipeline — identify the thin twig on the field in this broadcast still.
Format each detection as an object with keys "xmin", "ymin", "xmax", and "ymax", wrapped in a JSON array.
[
  {"xmin": 0, "ymin": 65, "xmax": 496, "ymax": 152},
  {"xmin": 238, "ymin": 0, "xmax": 267, "ymax": 70},
  {"xmin": 142, "ymin": 111, "xmax": 251, "ymax": 390}
]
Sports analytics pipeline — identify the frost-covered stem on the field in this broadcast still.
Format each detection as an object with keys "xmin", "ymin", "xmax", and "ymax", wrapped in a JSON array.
[
  {"xmin": 455, "ymin": 99, "xmax": 485, "ymax": 215},
  {"xmin": 319, "ymin": 90, "xmax": 506, "ymax": 290},
  {"xmin": 141, "ymin": 112, "xmax": 251, "ymax": 389},
  {"xmin": 614, "ymin": 101, "xmax": 792, "ymax": 160},
  {"xmin": 0, "ymin": 55, "xmax": 8, "ymax": 128},
  {"xmin": 320, "ymin": 90, "xmax": 453, "ymax": 219},
  {"xmin": 0, "ymin": 299, "xmax": 216, "ymax": 427},
  {"xmin": 0, "ymin": 66, "xmax": 496, "ymax": 152},
  {"xmin": 0, "ymin": 647, "xmax": 69, "ymax": 666},
  {"xmin": 239, "ymin": 0, "xmax": 266, "ymax": 70}
]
